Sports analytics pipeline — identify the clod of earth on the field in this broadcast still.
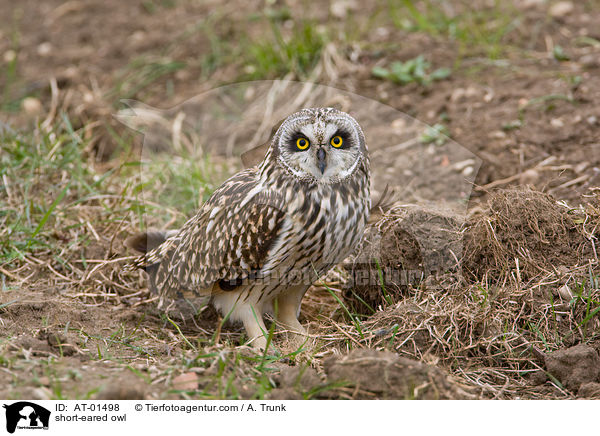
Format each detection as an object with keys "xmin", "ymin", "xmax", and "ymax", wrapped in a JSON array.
[
  {"xmin": 344, "ymin": 204, "xmax": 462, "ymax": 314},
  {"xmin": 544, "ymin": 344, "xmax": 600, "ymax": 391},
  {"xmin": 95, "ymin": 380, "xmax": 147, "ymax": 400},
  {"xmin": 323, "ymin": 349, "xmax": 477, "ymax": 399},
  {"xmin": 267, "ymin": 366, "xmax": 322, "ymax": 400},
  {"xmin": 578, "ymin": 382, "xmax": 600, "ymax": 399}
]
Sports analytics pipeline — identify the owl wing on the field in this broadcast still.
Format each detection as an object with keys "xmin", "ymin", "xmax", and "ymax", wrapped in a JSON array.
[{"xmin": 131, "ymin": 168, "xmax": 287, "ymax": 297}]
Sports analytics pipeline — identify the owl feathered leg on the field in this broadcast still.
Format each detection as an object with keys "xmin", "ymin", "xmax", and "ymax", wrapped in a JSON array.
[
  {"xmin": 239, "ymin": 306, "xmax": 269, "ymax": 350},
  {"xmin": 276, "ymin": 285, "xmax": 309, "ymax": 345}
]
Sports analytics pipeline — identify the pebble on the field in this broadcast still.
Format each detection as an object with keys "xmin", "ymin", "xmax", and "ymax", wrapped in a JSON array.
[
  {"xmin": 172, "ymin": 372, "xmax": 199, "ymax": 390},
  {"xmin": 375, "ymin": 27, "xmax": 390, "ymax": 38},
  {"xmin": 580, "ymin": 54, "xmax": 599, "ymax": 68},
  {"xmin": 574, "ymin": 162, "xmax": 588, "ymax": 173},
  {"xmin": 550, "ymin": 118, "xmax": 564, "ymax": 128},
  {"xmin": 391, "ymin": 118, "xmax": 406, "ymax": 131},
  {"xmin": 37, "ymin": 42, "xmax": 52, "ymax": 56},
  {"xmin": 3, "ymin": 49, "xmax": 16, "ymax": 63},
  {"xmin": 452, "ymin": 159, "xmax": 476, "ymax": 171},
  {"xmin": 519, "ymin": 0, "xmax": 545, "ymax": 8},
  {"xmin": 520, "ymin": 168, "xmax": 540, "ymax": 185},
  {"xmin": 462, "ymin": 166, "xmax": 474, "ymax": 177},
  {"xmin": 558, "ymin": 284, "xmax": 573, "ymax": 300},
  {"xmin": 450, "ymin": 86, "xmax": 480, "ymax": 102},
  {"xmin": 130, "ymin": 30, "xmax": 146, "ymax": 43},
  {"xmin": 244, "ymin": 86, "xmax": 256, "ymax": 101},
  {"xmin": 22, "ymin": 97, "xmax": 43, "ymax": 115},
  {"xmin": 330, "ymin": 0, "xmax": 357, "ymax": 18},
  {"xmin": 489, "ymin": 130, "xmax": 507, "ymax": 139},
  {"xmin": 587, "ymin": 115, "xmax": 597, "ymax": 125},
  {"xmin": 550, "ymin": 1, "xmax": 574, "ymax": 18}
]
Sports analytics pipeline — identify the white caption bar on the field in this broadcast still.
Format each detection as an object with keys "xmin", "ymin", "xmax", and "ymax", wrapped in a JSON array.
[{"xmin": 0, "ymin": 400, "xmax": 596, "ymax": 435}]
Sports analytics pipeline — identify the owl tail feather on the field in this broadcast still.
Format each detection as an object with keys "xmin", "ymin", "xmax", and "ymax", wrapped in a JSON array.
[{"xmin": 123, "ymin": 229, "xmax": 178, "ymax": 271}]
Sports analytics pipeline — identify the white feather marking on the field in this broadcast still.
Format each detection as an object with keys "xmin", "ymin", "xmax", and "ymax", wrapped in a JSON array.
[
  {"xmin": 238, "ymin": 183, "xmax": 264, "ymax": 209},
  {"xmin": 209, "ymin": 206, "xmax": 221, "ymax": 219},
  {"xmin": 337, "ymin": 155, "xmax": 362, "ymax": 179}
]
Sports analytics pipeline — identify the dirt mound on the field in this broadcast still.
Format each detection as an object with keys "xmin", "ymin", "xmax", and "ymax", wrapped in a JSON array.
[
  {"xmin": 463, "ymin": 188, "xmax": 591, "ymax": 282},
  {"xmin": 343, "ymin": 204, "xmax": 463, "ymax": 314},
  {"xmin": 322, "ymin": 349, "xmax": 477, "ymax": 399},
  {"xmin": 544, "ymin": 344, "xmax": 600, "ymax": 391}
]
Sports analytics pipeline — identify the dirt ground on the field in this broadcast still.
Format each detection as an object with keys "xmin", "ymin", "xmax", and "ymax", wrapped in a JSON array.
[{"xmin": 1, "ymin": 0, "xmax": 599, "ymax": 399}]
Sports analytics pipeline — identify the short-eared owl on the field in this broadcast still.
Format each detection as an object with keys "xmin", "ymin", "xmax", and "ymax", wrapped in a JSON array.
[{"xmin": 126, "ymin": 108, "xmax": 370, "ymax": 349}]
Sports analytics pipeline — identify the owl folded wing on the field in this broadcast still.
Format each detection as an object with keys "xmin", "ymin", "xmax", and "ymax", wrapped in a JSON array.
[
  {"xmin": 128, "ymin": 168, "xmax": 287, "ymax": 298},
  {"xmin": 162, "ymin": 198, "xmax": 286, "ymax": 294}
]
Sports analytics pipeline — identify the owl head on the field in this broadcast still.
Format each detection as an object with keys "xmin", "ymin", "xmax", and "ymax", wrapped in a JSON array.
[{"xmin": 269, "ymin": 107, "xmax": 367, "ymax": 183}]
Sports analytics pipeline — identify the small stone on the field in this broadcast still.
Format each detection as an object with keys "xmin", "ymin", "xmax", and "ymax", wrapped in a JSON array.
[
  {"xmin": 586, "ymin": 115, "xmax": 597, "ymax": 125},
  {"xmin": 520, "ymin": 169, "xmax": 540, "ymax": 185},
  {"xmin": 375, "ymin": 27, "xmax": 390, "ymax": 38},
  {"xmin": 450, "ymin": 87, "xmax": 479, "ymax": 102},
  {"xmin": 130, "ymin": 30, "xmax": 146, "ymax": 43},
  {"xmin": 549, "ymin": 1, "xmax": 574, "ymax": 18},
  {"xmin": 3, "ymin": 49, "xmax": 16, "ymax": 63},
  {"xmin": 450, "ymin": 88, "xmax": 466, "ymax": 102},
  {"xmin": 574, "ymin": 162, "xmax": 588, "ymax": 173},
  {"xmin": 579, "ymin": 54, "xmax": 599, "ymax": 68},
  {"xmin": 244, "ymin": 86, "xmax": 256, "ymax": 101},
  {"xmin": 452, "ymin": 159, "xmax": 476, "ymax": 171},
  {"xmin": 462, "ymin": 166, "xmax": 474, "ymax": 177},
  {"xmin": 490, "ymin": 130, "xmax": 507, "ymax": 139},
  {"xmin": 22, "ymin": 97, "xmax": 43, "ymax": 115},
  {"xmin": 330, "ymin": 0, "xmax": 357, "ymax": 18},
  {"xmin": 37, "ymin": 42, "xmax": 52, "ymax": 56},
  {"xmin": 519, "ymin": 0, "xmax": 545, "ymax": 9},
  {"xmin": 550, "ymin": 118, "xmax": 564, "ymax": 128},
  {"xmin": 83, "ymin": 92, "xmax": 94, "ymax": 103},
  {"xmin": 172, "ymin": 372, "xmax": 199, "ymax": 390},
  {"xmin": 557, "ymin": 284, "xmax": 573, "ymax": 300},
  {"xmin": 174, "ymin": 69, "xmax": 190, "ymax": 81},
  {"xmin": 391, "ymin": 118, "xmax": 406, "ymax": 131}
]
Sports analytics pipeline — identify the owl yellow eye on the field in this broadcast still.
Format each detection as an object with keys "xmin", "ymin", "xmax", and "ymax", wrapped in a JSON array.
[
  {"xmin": 330, "ymin": 135, "xmax": 343, "ymax": 148},
  {"xmin": 296, "ymin": 137, "xmax": 310, "ymax": 150}
]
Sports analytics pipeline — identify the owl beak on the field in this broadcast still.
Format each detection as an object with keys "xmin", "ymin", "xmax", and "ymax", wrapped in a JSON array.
[{"xmin": 317, "ymin": 148, "xmax": 327, "ymax": 174}]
